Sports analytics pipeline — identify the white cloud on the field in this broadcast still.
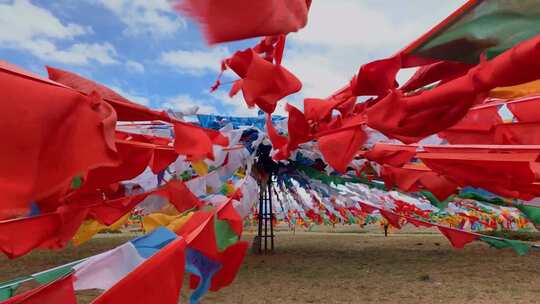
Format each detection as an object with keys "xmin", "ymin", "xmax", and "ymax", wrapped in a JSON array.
[
  {"xmin": 160, "ymin": 90, "xmax": 260, "ymax": 117},
  {"xmin": 291, "ymin": 1, "xmax": 412, "ymax": 49},
  {"xmin": 283, "ymin": 50, "xmax": 351, "ymax": 99},
  {"xmin": 93, "ymin": 0, "xmax": 185, "ymax": 37},
  {"xmin": 126, "ymin": 60, "xmax": 145, "ymax": 73},
  {"xmin": 162, "ymin": 94, "xmax": 218, "ymax": 115},
  {"xmin": 292, "ymin": 0, "xmax": 467, "ymax": 50},
  {"xmin": 396, "ymin": 68, "xmax": 419, "ymax": 87},
  {"xmin": 0, "ymin": 0, "xmax": 118, "ymax": 65},
  {"xmin": 17, "ymin": 40, "xmax": 118, "ymax": 65},
  {"xmin": 283, "ymin": 0, "xmax": 468, "ymax": 98},
  {"xmin": 0, "ymin": 0, "xmax": 89, "ymax": 41},
  {"xmin": 206, "ymin": 90, "xmax": 259, "ymax": 117},
  {"xmin": 53, "ymin": 42, "xmax": 118, "ymax": 65},
  {"xmin": 110, "ymin": 85, "xmax": 150, "ymax": 106},
  {"xmin": 160, "ymin": 47, "xmax": 229, "ymax": 75}
]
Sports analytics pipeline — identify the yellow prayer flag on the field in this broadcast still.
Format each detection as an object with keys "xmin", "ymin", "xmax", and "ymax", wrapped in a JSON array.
[
  {"xmin": 490, "ymin": 79, "xmax": 540, "ymax": 99},
  {"xmin": 192, "ymin": 160, "xmax": 209, "ymax": 176},
  {"xmin": 72, "ymin": 214, "xmax": 129, "ymax": 246},
  {"xmin": 142, "ymin": 212, "xmax": 193, "ymax": 233}
]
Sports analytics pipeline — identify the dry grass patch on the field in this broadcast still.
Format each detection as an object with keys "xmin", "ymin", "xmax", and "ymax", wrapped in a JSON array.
[{"xmin": 1, "ymin": 231, "xmax": 539, "ymax": 304}]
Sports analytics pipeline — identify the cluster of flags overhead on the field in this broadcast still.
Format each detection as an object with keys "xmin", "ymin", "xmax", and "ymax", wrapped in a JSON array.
[
  {"xmin": 192, "ymin": 0, "xmax": 540, "ymax": 234},
  {"xmin": 0, "ymin": 48, "xmax": 260, "ymax": 302},
  {"xmin": 266, "ymin": 152, "xmax": 536, "ymax": 255},
  {"xmin": 3, "ymin": 0, "xmax": 540, "ymax": 302}
]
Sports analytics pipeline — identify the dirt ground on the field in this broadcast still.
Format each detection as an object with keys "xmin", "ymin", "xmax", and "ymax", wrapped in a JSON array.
[{"xmin": 2, "ymin": 229, "xmax": 540, "ymax": 304}]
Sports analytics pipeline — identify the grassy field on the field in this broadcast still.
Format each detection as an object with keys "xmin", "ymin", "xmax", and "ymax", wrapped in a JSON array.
[{"xmin": 2, "ymin": 229, "xmax": 540, "ymax": 304}]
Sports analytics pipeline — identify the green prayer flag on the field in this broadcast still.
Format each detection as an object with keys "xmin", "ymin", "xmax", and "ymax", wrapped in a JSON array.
[
  {"xmin": 297, "ymin": 165, "xmax": 386, "ymax": 190},
  {"xmin": 214, "ymin": 219, "xmax": 239, "ymax": 252},
  {"xmin": 506, "ymin": 239, "xmax": 531, "ymax": 256},
  {"xmin": 0, "ymin": 284, "xmax": 17, "ymax": 301},
  {"xmin": 323, "ymin": 216, "xmax": 330, "ymax": 225},
  {"xmin": 0, "ymin": 276, "xmax": 31, "ymax": 302},
  {"xmin": 32, "ymin": 264, "xmax": 74, "ymax": 285},
  {"xmin": 480, "ymin": 236, "xmax": 530, "ymax": 256},
  {"xmin": 516, "ymin": 204, "xmax": 540, "ymax": 225},
  {"xmin": 409, "ymin": 0, "xmax": 540, "ymax": 64},
  {"xmin": 0, "ymin": 260, "xmax": 82, "ymax": 302},
  {"xmin": 347, "ymin": 213, "xmax": 355, "ymax": 225},
  {"xmin": 180, "ymin": 171, "xmax": 191, "ymax": 181},
  {"xmin": 420, "ymin": 191, "xmax": 454, "ymax": 209},
  {"xmin": 71, "ymin": 176, "xmax": 82, "ymax": 189},
  {"xmin": 458, "ymin": 191, "xmax": 506, "ymax": 206}
]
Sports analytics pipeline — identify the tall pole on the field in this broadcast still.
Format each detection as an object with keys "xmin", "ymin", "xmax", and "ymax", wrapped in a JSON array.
[
  {"xmin": 257, "ymin": 182, "xmax": 264, "ymax": 254},
  {"xmin": 264, "ymin": 184, "xmax": 268, "ymax": 252},
  {"xmin": 268, "ymin": 173, "xmax": 274, "ymax": 251},
  {"xmin": 256, "ymin": 171, "xmax": 275, "ymax": 254}
]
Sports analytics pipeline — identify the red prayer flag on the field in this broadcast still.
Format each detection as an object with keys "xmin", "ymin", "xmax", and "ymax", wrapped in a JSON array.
[
  {"xmin": 204, "ymin": 128, "xmax": 230, "ymax": 147},
  {"xmin": 365, "ymin": 144, "xmax": 416, "ymax": 167},
  {"xmin": 351, "ymin": 56, "xmax": 401, "ymax": 97},
  {"xmin": 359, "ymin": 202, "xmax": 377, "ymax": 214},
  {"xmin": 0, "ymin": 64, "xmax": 118, "ymax": 219},
  {"xmin": 382, "ymin": 165, "xmax": 423, "ymax": 192},
  {"xmin": 175, "ymin": 0, "xmax": 311, "ymax": 44},
  {"xmin": 286, "ymin": 104, "xmax": 312, "ymax": 151},
  {"xmin": 494, "ymin": 123, "xmax": 540, "ymax": 145},
  {"xmin": 176, "ymin": 211, "xmax": 217, "ymax": 257},
  {"xmin": 217, "ymin": 200, "xmax": 243, "ymax": 236},
  {"xmin": 93, "ymin": 238, "xmax": 186, "ymax": 304},
  {"xmin": 439, "ymin": 106, "xmax": 502, "ymax": 144},
  {"xmin": 366, "ymin": 77, "xmax": 482, "ymax": 143},
  {"xmin": 379, "ymin": 209, "xmax": 402, "ymax": 229},
  {"xmin": 420, "ymin": 152, "xmax": 539, "ymax": 200},
  {"xmin": 265, "ymin": 114, "xmax": 289, "ymax": 159},
  {"xmin": 304, "ymin": 98, "xmax": 340, "ymax": 123},
  {"xmin": 367, "ymin": 34, "xmax": 540, "ymax": 143},
  {"xmin": 156, "ymin": 180, "xmax": 203, "ymax": 213},
  {"xmin": 226, "ymin": 49, "xmax": 302, "ymax": 113},
  {"xmin": 1, "ymin": 274, "xmax": 76, "ymax": 304},
  {"xmin": 47, "ymin": 66, "xmax": 169, "ymax": 121},
  {"xmin": 418, "ymin": 172, "xmax": 458, "ymax": 201},
  {"xmin": 400, "ymin": 60, "xmax": 473, "ymax": 93},
  {"xmin": 406, "ymin": 217, "xmax": 434, "ymax": 228},
  {"xmin": 150, "ymin": 147, "xmax": 179, "ymax": 174},
  {"xmin": 81, "ymin": 141, "xmax": 153, "ymax": 191},
  {"xmin": 437, "ymin": 226, "xmax": 478, "ymax": 249},
  {"xmin": 89, "ymin": 192, "xmax": 149, "ymax": 226},
  {"xmin": 210, "ymin": 241, "xmax": 249, "ymax": 292},
  {"xmin": 174, "ymin": 122, "xmax": 215, "ymax": 160},
  {"xmin": 48, "ymin": 66, "xmax": 229, "ymax": 152},
  {"xmin": 318, "ymin": 127, "xmax": 366, "ymax": 173},
  {"xmin": 0, "ymin": 206, "xmax": 88, "ymax": 259},
  {"xmin": 507, "ymin": 98, "xmax": 540, "ymax": 123},
  {"xmin": 439, "ymin": 128, "xmax": 496, "ymax": 145}
]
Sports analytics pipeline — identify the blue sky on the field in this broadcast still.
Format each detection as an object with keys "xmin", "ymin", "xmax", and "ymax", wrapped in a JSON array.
[{"xmin": 0, "ymin": 0, "xmax": 465, "ymax": 117}]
